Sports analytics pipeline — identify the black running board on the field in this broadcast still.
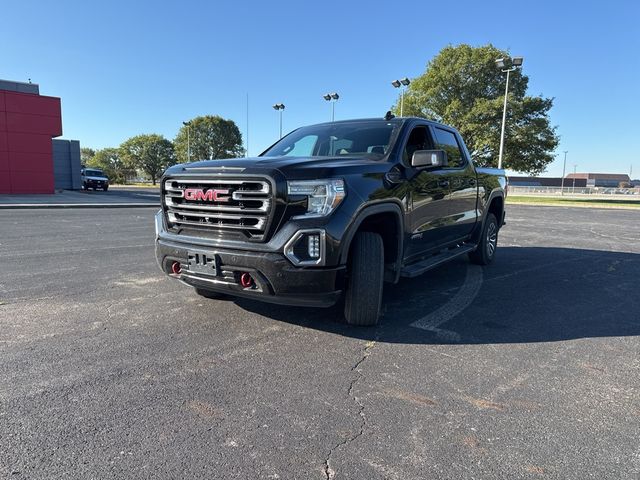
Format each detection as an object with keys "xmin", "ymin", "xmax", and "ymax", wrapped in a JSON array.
[{"xmin": 400, "ymin": 244, "xmax": 477, "ymax": 278}]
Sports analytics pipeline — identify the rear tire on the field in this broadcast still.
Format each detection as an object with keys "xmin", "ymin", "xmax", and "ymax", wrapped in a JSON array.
[
  {"xmin": 469, "ymin": 213, "xmax": 498, "ymax": 265},
  {"xmin": 343, "ymin": 232, "xmax": 384, "ymax": 326},
  {"xmin": 194, "ymin": 288, "xmax": 227, "ymax": 300},
  {"xmin": 103, "ymin": 185, "xmax": 109, "ymax": 191}
]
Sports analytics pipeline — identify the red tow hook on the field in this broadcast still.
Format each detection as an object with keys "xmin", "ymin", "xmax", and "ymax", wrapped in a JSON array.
[
  {"xmin": 170, "ymin": 261, "xmax": 182, "ymax": 275},
  {"xmin": 240, "ymin": 272, "xmax": 254, "ymax": 288}
]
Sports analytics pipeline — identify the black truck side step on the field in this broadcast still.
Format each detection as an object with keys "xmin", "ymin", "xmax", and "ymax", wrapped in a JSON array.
[{"xmin": 400, "ymin": 244, "xmax": 477, "ymax": 278}]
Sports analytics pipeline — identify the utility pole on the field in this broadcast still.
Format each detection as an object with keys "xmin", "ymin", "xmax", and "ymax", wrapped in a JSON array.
[
  {"xmin": 246, "ymin": 93, "xmax": 249, "ymax": 157},
  {"xmin": 272, "ymin": 103, "xmax": 285, "ymax": 139},
  {"xmin": 323, "ymin": 93, "xmax": 339, "ymax": 121},
  {"xmin": 391, "ymin": 78, "xmax": 411, "ymax": 116},
  {"xmin": 495, "ymin": 56, "xmax": 524, "ymax": 170},
  {"xmin": 182, "ymin": 121, "xmax": 191, "ymax": 162},
  {"xmin": 561, "ymin": 151, "xmax": 568, "ymax": 195}
]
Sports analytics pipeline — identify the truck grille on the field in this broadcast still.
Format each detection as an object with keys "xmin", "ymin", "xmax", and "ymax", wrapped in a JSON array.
[{"xmin": 163, "ymin": 177, "xmax": 272, "ymax": 240}]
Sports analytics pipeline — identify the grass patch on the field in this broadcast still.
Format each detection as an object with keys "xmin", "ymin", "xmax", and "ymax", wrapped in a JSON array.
[{"xmin": 507, "ymin": 195, "xmax": 640, "ymax": 209}]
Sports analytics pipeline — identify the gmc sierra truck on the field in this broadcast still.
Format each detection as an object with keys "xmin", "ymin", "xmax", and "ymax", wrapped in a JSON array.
[{"xmin": 155, "ymin": 116, "xmax": 506, "ymax": 326}]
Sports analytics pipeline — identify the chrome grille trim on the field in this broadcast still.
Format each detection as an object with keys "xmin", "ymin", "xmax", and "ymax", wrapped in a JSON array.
[{"xmin": 163, "ymin": 177, "xmax": 273, "ymax": 238}]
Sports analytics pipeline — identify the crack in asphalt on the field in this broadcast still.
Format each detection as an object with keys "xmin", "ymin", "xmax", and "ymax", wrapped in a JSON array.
[{"xmin": 323, "ymin": 340, "xmax": 376, "ymax": 480}]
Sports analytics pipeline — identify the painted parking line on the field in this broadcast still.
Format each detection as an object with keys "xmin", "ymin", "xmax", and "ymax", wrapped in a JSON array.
[{"xmin": 410, "ymin": 264, "xmax": 484, "ymax": 341}]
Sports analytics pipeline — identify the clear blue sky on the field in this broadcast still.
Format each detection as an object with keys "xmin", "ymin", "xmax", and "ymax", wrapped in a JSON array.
[{"xmin": 2, "ymin": 0, "xmax": 638, "ymax": 178}]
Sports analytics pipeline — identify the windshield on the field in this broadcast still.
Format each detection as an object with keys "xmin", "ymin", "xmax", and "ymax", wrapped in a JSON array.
[
  {"xmin": 84, "ymin": 169, "xmax": 105, "ymax": 177},
  {"xmin": 262, "ymin": 121, "xmax": 401, "ymax": 159}
]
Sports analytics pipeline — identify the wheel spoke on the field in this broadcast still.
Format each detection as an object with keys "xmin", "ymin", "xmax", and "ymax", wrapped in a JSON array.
[{"xmin": 487, "ymin": 222, "xmax": 497, "ymax": 256}]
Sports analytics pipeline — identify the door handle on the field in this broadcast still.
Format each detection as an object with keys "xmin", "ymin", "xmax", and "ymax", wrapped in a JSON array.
[{"xmin": 438, "ymin": 179, "xmax": 450, "ymax": 188}]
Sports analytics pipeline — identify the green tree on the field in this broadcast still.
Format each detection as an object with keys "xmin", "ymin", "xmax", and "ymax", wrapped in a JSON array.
[
  {"xmin": 86, "ymin": 148, "xmax": 131, "ymax": 184},
  {"xmin": 80, "ymin": 147, "xmax": 96, "ymax": 165},
  {"xmin": 119, "ymin": 134, "xmax": 176, "ymax": 185},
  {"xmin": 174, "ymin": 115, "xmax": 244, "ymax": 163},
  {"xmin": 396, "ymin": 44, "xmax": 559, "ymax": 174}
]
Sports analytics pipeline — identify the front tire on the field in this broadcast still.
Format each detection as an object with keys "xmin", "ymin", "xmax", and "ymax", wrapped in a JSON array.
[
  {"xmin": 469, "ymin": 213, "xmax": 499, "ymax": 265},
  {"xmin": 343, "ymin": 232, "xmax": 384, "ymax": 326},
  {"xmin": 103, "ymin": 185, "xmax": 109, "ymax": 191}
]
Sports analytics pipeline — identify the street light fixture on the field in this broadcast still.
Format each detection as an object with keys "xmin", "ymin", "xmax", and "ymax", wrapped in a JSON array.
[
  {"xmin": 272, "ymin": 103, "xmax": 285, "ymax": 139},
  {"xmin": 182, "ymin": 121, "xmax": 191, "ymax": 162},
  {"xmin": 391, "ymin": 77, "xmax": 411, "ymax": 116},
  {"xmin": 323, "ymin": 92, "xmax": 339, "ymax": 121},
  {"xmin": 495, "ymin": 55, "xmax": 524, "ymax": 170}
]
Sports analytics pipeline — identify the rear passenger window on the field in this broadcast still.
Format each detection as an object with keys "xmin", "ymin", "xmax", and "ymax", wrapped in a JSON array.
[{"xmin": 433, "ymin": 128, "xmax": 465, "ymax": 168}]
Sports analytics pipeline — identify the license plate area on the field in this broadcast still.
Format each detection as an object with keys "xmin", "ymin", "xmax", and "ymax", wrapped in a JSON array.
[{"xmin": 187, "ymin": 252, "xmax": 218, "ymax": 277}]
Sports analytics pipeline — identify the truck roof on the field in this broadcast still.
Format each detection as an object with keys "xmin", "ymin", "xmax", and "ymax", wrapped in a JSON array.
[{"xmin": 311, "ymin": 116, "xmax": 453, "ymax": 129}]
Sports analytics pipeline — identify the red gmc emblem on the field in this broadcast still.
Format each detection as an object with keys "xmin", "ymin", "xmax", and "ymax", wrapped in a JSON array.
[{"xmin": 183, "ymin": 188, "xmax": 230, "ymax": 202}]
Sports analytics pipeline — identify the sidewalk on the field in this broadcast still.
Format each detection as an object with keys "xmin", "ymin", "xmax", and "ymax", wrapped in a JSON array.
[{"xmin": 0, "ymin": 187, "xmax": 160, "ymax": 209}]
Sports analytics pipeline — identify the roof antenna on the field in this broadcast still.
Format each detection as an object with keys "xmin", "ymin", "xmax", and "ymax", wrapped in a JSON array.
[{"xmin": 384, "ymin": 111, "xmax": 395, "ymax": 121}]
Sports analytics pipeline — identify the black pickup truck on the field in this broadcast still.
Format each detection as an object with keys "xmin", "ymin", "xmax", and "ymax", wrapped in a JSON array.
[{"xmin": 155, "ymin": 117, "xmax": 506, "ymax": 326}]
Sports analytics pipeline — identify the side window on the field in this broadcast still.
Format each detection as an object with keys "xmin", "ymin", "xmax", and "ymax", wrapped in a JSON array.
[
  {"xmin": 433, "ymin": 128, "xmax": 465, "ymax": 168},
  {"xmin": 403, "ymin": 126, "xmax": 432, "ymax": 164}
]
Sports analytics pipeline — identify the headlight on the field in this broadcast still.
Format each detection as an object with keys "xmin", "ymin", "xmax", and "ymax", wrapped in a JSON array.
[{"xmin": 287, "ymin": 179, "xmax": 346, "ymax": 217}]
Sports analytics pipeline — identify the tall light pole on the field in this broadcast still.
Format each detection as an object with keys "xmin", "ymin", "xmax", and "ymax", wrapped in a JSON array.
[
  {"xmin": 561, "ymin": 151, "xmax": 568, "ymax": 195},
  {"xmin": 391, "ymin": 77, "xmax": 410, "ymax": 116},
  {"xmin": 323, "ymin": 92, "xmax": 339, "ymax": 121},
  {"xmin": 272, "ymin": 103, "xmax": 285, "ymax": 139},
  {"xmin": 495, "ymin": 56, "xmax": 524, "ymax": 170},
  {"xmin": 182, "ymin": 121, "xmax": 191, "ymax": 162},
  {"xmin": 572, "ymin": 164, "xmax": 577, "ymax": 193},
  {"xmin": 245, "ymin": 93, "xmax": 249, "ymax": 157}
]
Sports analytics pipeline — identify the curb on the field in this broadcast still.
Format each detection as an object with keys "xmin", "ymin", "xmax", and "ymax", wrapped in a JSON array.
[{"xmin": 0, "ymin": 203, "xmax": 160, "ymax": 209}]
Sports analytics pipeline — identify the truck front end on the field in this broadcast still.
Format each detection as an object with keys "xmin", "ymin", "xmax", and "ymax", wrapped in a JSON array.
[{"xmin": 154, "ymin": 165, "xmax": 350, "ymax": 307}]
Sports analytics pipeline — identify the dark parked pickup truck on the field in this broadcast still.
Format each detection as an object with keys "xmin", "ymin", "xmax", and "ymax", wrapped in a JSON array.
[{"xmin": 155, "ymin": 117, "xmax": 506, "ymax": 325}]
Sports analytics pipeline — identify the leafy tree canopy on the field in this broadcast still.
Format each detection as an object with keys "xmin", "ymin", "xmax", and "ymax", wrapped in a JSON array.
[
  {"xmin": 80, "ymin": 147, "xmax": 96, "ymax": 165},
  {"xmin": 174, "ymin": 115, "xmax": 244, "ymax": 163},
  {"xmin": 396, "ymin": 44, "xmax": 559, "ymax": 174},
  {"xmin": 86, "ymin": 148, "xmax": 131, "ymax": 184},
  {"xmin": 119, "ymin": 134, "xmax": 175, "ymax": 185}
]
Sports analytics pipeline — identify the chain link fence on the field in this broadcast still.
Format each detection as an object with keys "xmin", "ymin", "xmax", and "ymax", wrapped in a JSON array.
[{"xmin": 508, "ymin": 186, "xmax": 640, "ymax": 197}]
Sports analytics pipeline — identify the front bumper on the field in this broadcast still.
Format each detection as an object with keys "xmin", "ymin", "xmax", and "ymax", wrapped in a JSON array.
[
  {"xmin": 84, "ymin": 179, "xmax": 108, "ymax": 188},
  {"xmin": 155, "ymin": 212, "xmax": 343, "ymax": 307}
]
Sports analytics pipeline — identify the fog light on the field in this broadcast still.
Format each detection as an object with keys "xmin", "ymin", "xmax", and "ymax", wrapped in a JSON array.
[
  {"xmin": 308, "ymin": 234, "xmax": 320, "ymax": 258},
  {"xmin": 284, "ymin": 229, "xmax": 326, "ymax": 266}
]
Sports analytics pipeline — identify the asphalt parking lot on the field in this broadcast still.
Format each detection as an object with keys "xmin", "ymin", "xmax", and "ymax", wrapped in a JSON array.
[{"xmin": 1, "ymin": 205, "xmax": 638, "ymax": 479}]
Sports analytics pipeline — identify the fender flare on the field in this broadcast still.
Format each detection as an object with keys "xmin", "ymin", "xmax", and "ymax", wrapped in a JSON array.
[
  {"xmin": 472, "ymin": 190, "xmax": 505, "ymax": 243},
  {"xmin": 339, "ymin": 201, "xmax": 405, "ymax": 282}
]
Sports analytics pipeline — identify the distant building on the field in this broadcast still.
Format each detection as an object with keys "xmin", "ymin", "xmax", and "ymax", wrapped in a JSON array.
[
  {"xmin": 509, "ymin": 173, "xmax": 634, "ymax": 188},
  {"xmin": 566, "ymin": 173, "xmax": 631, "ymax": 187},
  {"xmin": 507, "ymin": 176, "xmax": 586, "ymax": 187}
]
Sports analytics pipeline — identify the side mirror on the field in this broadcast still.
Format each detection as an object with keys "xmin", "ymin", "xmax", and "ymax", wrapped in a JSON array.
[{"xmin": 411, "ymin": 149, "xmax": 448, "ymax": 168}]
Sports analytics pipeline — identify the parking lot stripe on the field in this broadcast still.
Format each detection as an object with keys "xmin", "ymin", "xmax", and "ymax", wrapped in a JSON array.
[{"xmin": 410, "ymin": 264, "xmax": 484, "ymax": 340}]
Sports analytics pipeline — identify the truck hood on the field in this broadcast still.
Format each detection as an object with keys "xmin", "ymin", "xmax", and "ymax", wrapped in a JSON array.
[{"xmin": 165, "ymin": 155, "xmax": 389, "ymax": 179}]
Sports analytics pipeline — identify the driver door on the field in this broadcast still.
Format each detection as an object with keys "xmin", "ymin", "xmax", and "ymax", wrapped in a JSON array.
[{"xmin": 403, "ymin": 125, "xmax": 453, "ymax": 261}]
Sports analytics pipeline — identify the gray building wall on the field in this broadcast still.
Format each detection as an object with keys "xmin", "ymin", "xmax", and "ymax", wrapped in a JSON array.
[
  {"xmin": 52, "ymin": 139, "xmax": 81, "ymax": 190},
  {"xmin": 0, "ymin": 79, "xmax": 39, "ymax": 94}
]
